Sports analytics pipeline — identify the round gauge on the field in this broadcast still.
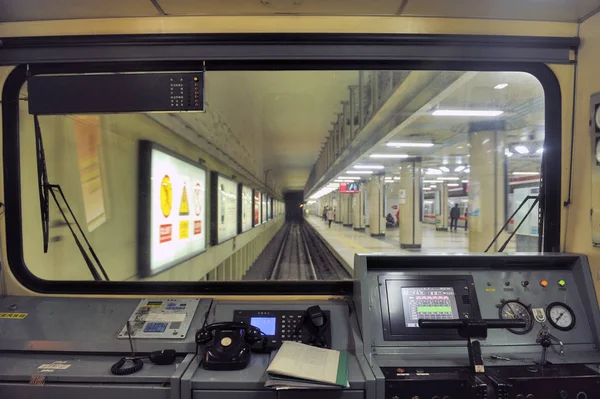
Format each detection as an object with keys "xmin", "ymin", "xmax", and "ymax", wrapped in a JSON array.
[
  {"xmin": 596, "ymin": 139, "xmax": 600, "ymax": 164},
  {"xmin": 499, "ymin": 300, "xmax": 534, "ymax": 335},
  {"xmin": 595, "ymin": 105, "xmax": 600, "ymax": 130},
  {"xmin": 546, "ymin": 302, "xmax": 576, "ymax": 331}
]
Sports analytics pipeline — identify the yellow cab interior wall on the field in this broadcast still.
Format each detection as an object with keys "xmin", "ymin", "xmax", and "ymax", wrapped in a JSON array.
[
  {"xmin": 565, "ymin": 12, "xmax": 600, "ymax": 296},
  {"xmin": 0, "ymin": 16, "xmax": 581, "ymax": 297}
]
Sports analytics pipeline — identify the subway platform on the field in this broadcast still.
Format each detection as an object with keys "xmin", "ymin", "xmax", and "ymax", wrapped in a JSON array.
[{"xmin": 305, "ymin": 215, "xmax": 515, "ymax": 271}]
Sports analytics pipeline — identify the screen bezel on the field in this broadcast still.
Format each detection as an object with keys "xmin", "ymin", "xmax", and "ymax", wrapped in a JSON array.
[{"xmin": 378, "ymin": 275, "xmax": 480, "ymax": 341}]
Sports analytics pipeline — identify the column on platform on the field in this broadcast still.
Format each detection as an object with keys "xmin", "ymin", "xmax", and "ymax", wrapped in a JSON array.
[
  {"xmin": 468, "ymin": 120, "xmax": 507, "ymax": 252},
  {"xmin": 340, "ymin": 193, "xmax": 348, "ymax": 226},
  {"xmin": 435, "ymin": 182, "xmax": 449, "ymax": 231},
  {"xmin": 334, "ymin": 190, "xmax": 342, "ymax": 223},
  {"xmin": 368, "ymin": 175, "xmax": 385, "ymax": 237},
  {"xmin": 343, "ymin": 194, "xmax": 353, "ymax": 227},
  {"xmin": 353, "ymin": 185, "xmax": 366, "ymax": 231},
  {"xmin": 398, "ymin": 161, "xmax": 422, "ymax": 249},
  {"xmin": 384, "ymin": 181, "xmax": 401, "ymax": 227}
]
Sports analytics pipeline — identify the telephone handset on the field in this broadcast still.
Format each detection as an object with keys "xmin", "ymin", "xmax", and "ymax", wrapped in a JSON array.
[
  {"xmin": 295, "ymin": 305, "xmax": 330, "ymax": 348},
  {"xmin": 195, "ymin": 322, "xmax": 263, "ymax": 370}
]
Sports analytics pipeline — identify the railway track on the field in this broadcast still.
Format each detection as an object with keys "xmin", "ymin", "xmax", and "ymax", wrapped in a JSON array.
[{"xmin": 265, "ymin": 222, "xmax": 350, "ymax": 281}]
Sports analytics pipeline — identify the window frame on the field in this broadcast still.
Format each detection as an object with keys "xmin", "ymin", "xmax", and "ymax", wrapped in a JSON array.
[{"xmin": 1, "ymin": 35, "xmax": 565, "ymax": 295}]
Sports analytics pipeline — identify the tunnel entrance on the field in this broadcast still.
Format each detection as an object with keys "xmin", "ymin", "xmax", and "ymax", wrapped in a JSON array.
[{"xmin": 284, "ymin": 191, "xmax": 304, "ymax": 223}]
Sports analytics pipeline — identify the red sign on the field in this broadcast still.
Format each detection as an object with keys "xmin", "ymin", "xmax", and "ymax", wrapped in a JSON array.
[
  {"xmin": 340, "ymin": 182, "xmax": 359, "ymax": 193},
  {"xmin": 194, "ymin": 220, "xmax": 202, "ymax": 235},
  {"xmin": 159, "ymin": 224, "xmax": 172, "ymax": 243},
  {"xmin": 392, "ymin": 205, "xmax": 398, "ymax": 210}
]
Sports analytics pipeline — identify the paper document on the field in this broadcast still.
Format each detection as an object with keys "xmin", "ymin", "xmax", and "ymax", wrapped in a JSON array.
[{"xmin": 266, "ymin": 341, "xmax": 349, "ymax": 388}]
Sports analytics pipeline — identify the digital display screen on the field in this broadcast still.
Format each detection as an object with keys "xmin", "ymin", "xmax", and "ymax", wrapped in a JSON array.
[
  {"xmin": 250, "ymin": 317, "xmax": 276, "ymax": 335},
  {"xmin": 401, "ymin": 287, "xmax": 460, "ymax": 328},
  {"xmin": 139, "ymin": 141, "xmax": 207, "ymax": 276},
  {"xmin": 340, "ymin": 182, "xmax": 359, "ymax": 193}
]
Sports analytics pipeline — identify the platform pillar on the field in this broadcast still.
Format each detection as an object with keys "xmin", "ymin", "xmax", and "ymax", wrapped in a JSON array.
[
  {"xmin": 436, "ymin": 182, "xmax": 449, "ymax": 231},
  {"xmin": 334, "ymin": 190, "xmax": 342, "ymax": 223},
  {"xmin": 398, "ymin": 161, "xmax": 422, "ymax": 249},
  {"xmin": 342, "ymin": 194, "xmax": 353, "ymax": 227},
  {"xmin": 468, "ymin": 121, "xmax": 507, "ymax": 252},
  {"xmin": 368, "ymin": 175, "xmax": 385, "ymax": 237},
  {"xmin": 353, "ymin": 186, "xmax": 366, "ymax": 231}
]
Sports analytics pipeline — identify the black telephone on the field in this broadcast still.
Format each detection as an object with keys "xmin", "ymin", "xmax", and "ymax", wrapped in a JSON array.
[
  {"xmin": 233, "ymin": 305, "xmax": 331, "ymax": 351},
  {"xmin": 195, "ymin": 322, "xmax": 263, "ymax": 370}
]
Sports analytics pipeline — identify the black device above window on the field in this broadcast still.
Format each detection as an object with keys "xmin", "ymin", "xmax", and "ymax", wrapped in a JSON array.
[
  {"xmin": 378, "ymin": 275, "xmax": 481, "ymax": 341},
  {"xmin": 28, "ymin": 72, "xmax": 204, "ymax": 114},
  {"xmin": 233, "ymin": 306, "xmax": 331, "ymax": 350}
]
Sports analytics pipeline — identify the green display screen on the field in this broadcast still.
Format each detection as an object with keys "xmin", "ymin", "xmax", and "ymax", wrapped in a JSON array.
[{"xmin": 417, "ymin": 306, "xmax": 452, "ymax": 313}]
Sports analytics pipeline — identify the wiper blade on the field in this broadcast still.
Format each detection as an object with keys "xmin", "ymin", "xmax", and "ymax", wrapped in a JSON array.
[{"xmin": 33, "ymin": 116, "xmax": 109, "ymax": 281}]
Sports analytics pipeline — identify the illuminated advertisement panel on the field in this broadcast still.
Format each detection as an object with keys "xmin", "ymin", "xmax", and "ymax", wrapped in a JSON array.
[
  {"xmin": 253, "ymin": 190, "xmax": 261, "ymax": 226},
  {"xmin": 262, "ymin": 194, "xmax": 267, "ymax": 224},
  {"xmin": 210, "ymin": 172, "xmax": 238, "ymax": 244},
  {"xmin": 137, "ymin": 141, "xmax": 206, "ymax": 277},
  {"xmin": 239, "ymin": 184, "xmax": 253, "ymax": 233}
]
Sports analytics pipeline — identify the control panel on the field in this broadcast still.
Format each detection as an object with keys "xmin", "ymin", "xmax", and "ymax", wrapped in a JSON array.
[
  {"xmin": 355, "ymin": 254, "xmax": 600, "ymax": 399},
  {"xmin": 117, "ymin": 298, "xmax": 200, "ymax": 339},
  {"xmin": 233, "ymin": 309, "xmax": 332, "ymax": 349}
]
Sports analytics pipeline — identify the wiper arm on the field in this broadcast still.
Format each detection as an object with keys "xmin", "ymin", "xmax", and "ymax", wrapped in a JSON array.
[
  {"xmin": 33, "ymin": 116, "xmax": 109, "ymax": 281},
  {"xmin": 47, "ymin": 184, "xmax": 110, "ymax": 281}
]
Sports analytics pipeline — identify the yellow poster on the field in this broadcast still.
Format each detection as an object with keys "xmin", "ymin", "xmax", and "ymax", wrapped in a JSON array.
[
  {"xmin": 160, "ymin": 175, "xmax": 172, "ymax": 218},
  {"xmin": 179, "ymin": 184, "xmax": 189, "ymax": 215},
  {"xmin": 180, "ymin": 220, "xmax": 189, "ymax": 239}
]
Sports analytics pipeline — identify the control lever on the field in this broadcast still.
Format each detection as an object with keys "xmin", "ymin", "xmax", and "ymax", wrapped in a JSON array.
[
  {"xmin": 536, "ymin": 326, "xmax": 564, "ymax": 366},
  {"xmin": 419, "ymin": 319, "xmax": 526, "ymax": 374}
]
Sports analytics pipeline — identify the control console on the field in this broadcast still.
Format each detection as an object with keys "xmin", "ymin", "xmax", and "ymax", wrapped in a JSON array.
[{"xmin": 354, "ymin": 254, "xmax": 600, "ymax": 399}]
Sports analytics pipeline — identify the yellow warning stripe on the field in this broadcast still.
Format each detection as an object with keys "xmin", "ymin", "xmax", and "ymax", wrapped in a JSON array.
[
  {"xmin": 327, "ymin": 228, "xmax": 369, "ymax": 253},
  {"xmin": 0, "ymin": 312, "xmax": 27, "ymax": 319}
]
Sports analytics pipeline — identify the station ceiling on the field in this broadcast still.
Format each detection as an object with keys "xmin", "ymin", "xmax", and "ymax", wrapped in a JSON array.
[{"xmin": 1, "ymin": 0, "xmax": 599, "ymax": 23}]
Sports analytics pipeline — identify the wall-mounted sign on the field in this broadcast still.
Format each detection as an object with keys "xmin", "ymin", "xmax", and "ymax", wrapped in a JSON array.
[
  {"xmin": 137, "ymin": 141, "xmax": 206, "ymax": 277},
  {"xmin": 239, "ymin": 184, "xmax": 253, "ymax": 233},
  {"xmin": 253, "ymin": 190, "xmax": 261, "ymax": 226},
  {"xmin": 211, "ymin": 173, "xmax": 238, "ymax": 245}
]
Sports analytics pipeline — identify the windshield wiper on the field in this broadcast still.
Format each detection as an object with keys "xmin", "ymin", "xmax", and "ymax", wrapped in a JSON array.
[{"xmin": 34, "ymin": 115, "xmax": 110, "ymax": 281}]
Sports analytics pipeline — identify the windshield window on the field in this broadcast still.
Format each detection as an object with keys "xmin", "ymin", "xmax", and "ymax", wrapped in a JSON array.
[{"xmin": 17, "ymin": 70, "xmax": 546, "ymax": 282}]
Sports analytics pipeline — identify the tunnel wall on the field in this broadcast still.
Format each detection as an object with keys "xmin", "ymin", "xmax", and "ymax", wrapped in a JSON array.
[{"xmin": 17, "ymin": 85, "xmax": 282, "ymax": 282}]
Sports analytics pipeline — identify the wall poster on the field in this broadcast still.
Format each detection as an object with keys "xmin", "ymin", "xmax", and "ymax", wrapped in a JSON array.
[
  {"xmin": 239, "ymin": 184, "xmax": 253, "ymax": 233},
  {"xmin": 210, "ymin": 173, "xmax": 238, "ymax": 244},
  {"xmin": 137, "ymin": 141, "xmax": 206, "ymax": 277}
]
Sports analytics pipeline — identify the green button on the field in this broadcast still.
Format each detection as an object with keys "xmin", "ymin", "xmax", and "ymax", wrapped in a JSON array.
[{"xmin": 558, "ymin": 279, "xmax": 566, "ymax": 287}]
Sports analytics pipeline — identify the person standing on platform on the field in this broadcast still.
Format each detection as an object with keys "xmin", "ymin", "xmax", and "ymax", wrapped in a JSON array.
[
  {"xmin": 450, "ymin": 203, "xmax": 460, "ymax": 232},
  {"xmin": 327, "ymin": 207, "xmax": 334, "ymax": 228},
  {"xmin": 464, "ymin": 206, "xmax": 469, "ymax": 231},
  {"xmin": 322, "ymin": 206, "xmax": 328, "ymax": 222}
]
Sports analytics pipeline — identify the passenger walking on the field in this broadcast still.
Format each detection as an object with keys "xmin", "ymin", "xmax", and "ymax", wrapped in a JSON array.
[
  {"xmin": 322, "ymin": 206, "xmax": 328, "ymax": 222},
  {"xmin": 327, "ymin": 208, "xmax": 334, "ymax": 228},
  {"xmin": 450, "ymin": 203, "xmax": 460, "ymax": 232},
  {"xmin": 464, "ymin": 206, "xmax": 469, "ymax": 231}
]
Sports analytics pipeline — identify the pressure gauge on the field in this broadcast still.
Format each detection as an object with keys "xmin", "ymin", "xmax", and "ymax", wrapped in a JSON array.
[
  {"xmin": 595, "ymin": 105, "xmax": 600, "ymax": 130},
  {"xmin": 546, "ymin": 302, "xmax": 576, "ymax": 331},
  {"xmin": 596, "ymin": 138, "xmax": 600, "ymax": 164},
  {"xmin": 499, "ymin": 300, "xmax": 534, "ymax": 335}
]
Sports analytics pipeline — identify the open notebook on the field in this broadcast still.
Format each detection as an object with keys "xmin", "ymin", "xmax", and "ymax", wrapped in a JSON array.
[{"xmin": 265, "ymin": 341, "xmax": 349, "ymax": 390}]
